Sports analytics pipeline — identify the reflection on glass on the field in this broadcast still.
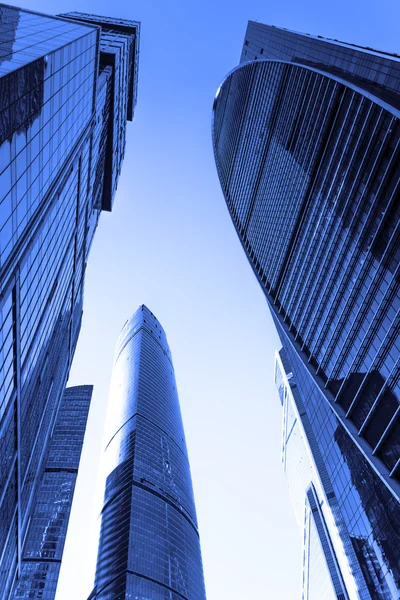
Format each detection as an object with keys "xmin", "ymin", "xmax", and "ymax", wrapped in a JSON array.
[{"xmin": 91, "ymin": 306, "xmax": 206, "ymax": 600}]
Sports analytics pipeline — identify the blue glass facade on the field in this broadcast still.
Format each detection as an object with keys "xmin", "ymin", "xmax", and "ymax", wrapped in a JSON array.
[
  {"xmin": 276, "ymin": 351, "xmax": 359, "ymax": 599},
  {"xmin": 213, "ymin": 24, "xmax": 400, "ymax": 600},
  {"xmin": 90, "ymin": 305, "xmax": 206, "ymax": 600},
  {"xmin": 11, "ymin": 385, "xmax": 92, "ymax": 599},
  {"xmin": 240, "ymin": 22, "xmax": 400, "ymax": 98},
  {"xmin": 0, "ymin": 6, "xmax": 139, "ymax": 598},
  {"xmin": 275, "ymin": 329, "xmax": 400, "ymax": 599},
  {"xmin": 59, "ymin": 12, "xmax": 140, "ymax": 210}
]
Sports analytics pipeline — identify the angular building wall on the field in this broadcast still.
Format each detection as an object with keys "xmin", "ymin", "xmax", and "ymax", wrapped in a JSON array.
[
  {"xmin": 90, "ymin": 305, "xmax": 206, "ymax": 600},
  {"xmin": 241, "ymin": 21, "xmax": 400, "ymax": 98},
  {"xmin": 0, "ymin": 7, "xmax": 139, "ymax": 598},
  {"xmin": 212, "ymin": 24, "xmax": 400, "ymax": 599},
  {"xmin": 10, "ymin": 385, "xmax": 92, "ymax": 599},
  {"xmin": 59, "ymin": 12, "xmax": 140, "ymax": 210}
]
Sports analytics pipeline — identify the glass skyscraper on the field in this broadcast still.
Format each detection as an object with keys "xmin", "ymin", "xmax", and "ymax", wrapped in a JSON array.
[
  {"xmin": 90, "ymin": 305, "xmax": 206, "ymax": 600},
  {"xmin": 275, "ymin": 350, "xmax": 353, "ymax": 600},
  {"xmin": 0, "ymin": 6, "xmax": 139, "ymax": 598},
  {"xmin": 11, "ymin": 385, "xmax": 92, "ymax": 599},
  {"xmin": 213, "ymin": 23, "xmax": 400, "ymax": 599}
]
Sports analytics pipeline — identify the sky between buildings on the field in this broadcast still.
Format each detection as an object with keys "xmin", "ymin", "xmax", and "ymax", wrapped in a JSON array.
[{"xmin": 14, "ymin": 0, "xmax": 400, "ymax": 597}]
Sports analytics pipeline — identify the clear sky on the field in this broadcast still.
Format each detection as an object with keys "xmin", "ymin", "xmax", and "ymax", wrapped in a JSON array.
[{"xmin": 15, "ymin": 0, "xmax": 400, "ymax": 597}]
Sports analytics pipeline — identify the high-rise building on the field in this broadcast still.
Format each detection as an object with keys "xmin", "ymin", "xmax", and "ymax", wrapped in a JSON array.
[
  {"xmin": 213, "ymin": 23, "xmax": 400, "ymax": 599},
  {"xmin": 11, "ymin": 385, "xmax": 92, "ymax": 599},
  {"xmin": 0, "ymin": 6, "xmax": 139, "ymax": 598},
  {"xmin": 275, "ymin": 349, "xmax": 361, "ymax": 600},
  {"xmin": 90, "ymin": 305, "xmax": 206, "ymax": 600}
]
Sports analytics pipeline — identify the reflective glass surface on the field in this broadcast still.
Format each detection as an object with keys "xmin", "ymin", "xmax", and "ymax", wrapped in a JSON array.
[
  {"xmin": 0, "ymin": 6, "xmax": 92, "ymax": 76},
  {"xmin": 213, "ymin": 59, "xmax": 400, "ymax": 489},
  {"xmin": 304, "ymin": 487, "xmax": 343, "ymax": 600},
  {"xmin": 213, "ymin": 31, "xmax": 400, "ymax": 600},
  {"xmin": 0, "ymin": 6, "xmax": 140, "ymax": 598},
  {"xmin": 240, "ymin": 22, "xmax": 400, "ymax": 97},
  {"xmin": 60, "ymin": 12, "xmax": 141, "ymax": 209},
  {"xmin": 278, "ymin": 330, "xmax": 400, "ymax": 600},
  {"xmin": 11, "ymin": 386, "xmax": 92, "ymax": 599},
  {"xmin": 276, "ymin": 351, "xmax": 366, "ymax": 600},
  {"xmin": 92, "ymin": 306, "xmax": 206, "ymax": 600}
]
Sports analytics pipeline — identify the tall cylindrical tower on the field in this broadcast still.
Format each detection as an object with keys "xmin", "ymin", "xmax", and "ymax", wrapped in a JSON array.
[{"xmin": 92, "ymin": 305, "xmax": 206, "ymax": 599}]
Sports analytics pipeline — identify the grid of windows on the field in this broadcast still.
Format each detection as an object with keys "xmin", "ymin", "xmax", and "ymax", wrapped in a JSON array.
[
  {"xmin": 278, "ymin": 330, "xmax": 400, "ymax": 599},
  {"xmin": 0, "ymin": 7, "xmax": 140, "ymax": 599},
  {"xmin": 240, "ymin": 21, "xmax": 400, "ymax": 97},
  {"xmin": 213, "ymin": 32, "xmax": 400, "ymax": 600},
  {"xmin": 213, "ymin": 59, "xmax": 400, "ymax": 486},
  {"xmin": 276, "ymin": 352, "xmax": 363, "ymax": 599},
  {"xmin": 304, "ymin": 489, "xmax": 341, "ymax": 600},
  {"xmin": 0, "ymin": 26, "xmax": 97, "ymax": 266},
  {"xmin": 92, "ymin": 306, "xmax": 206, "ymax": 600},
  {"xmin": 11, "ymin": 386, "xmax": 92, "ymax": 599},
  {"xmin": 60, "ymin": 12, "xmax": 141, "ymax": 210}
]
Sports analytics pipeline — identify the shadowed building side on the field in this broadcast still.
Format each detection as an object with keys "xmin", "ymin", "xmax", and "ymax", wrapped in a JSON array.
[{"xmin": 90, "ymin": 305, "xmax": 206, "ymax": 600}]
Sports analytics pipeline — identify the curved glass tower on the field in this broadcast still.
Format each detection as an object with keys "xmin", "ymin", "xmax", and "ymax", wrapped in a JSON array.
[
  {"xmin": 213, "ymin": 31, "xmax": 400, "ymax": 600},
  {"xmin": 91, "ymin": 305, "xmax": 206, "ymax": 600}
]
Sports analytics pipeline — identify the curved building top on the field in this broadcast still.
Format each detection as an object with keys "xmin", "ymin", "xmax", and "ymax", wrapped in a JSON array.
[
  {"xmin": 213, "ymin": 38, "xmax": 400, "ymax": 597},
  {"xmin": 103, "ymin": 304, "xmax": 187, "ymax": 464},
  {"xmin": 116, "ymin": 304, "xmax": 172, "ymax": 364},
  {"xmin": 93, "ymin": 305, "xmax": 206, "ymax": 599},
  {"xmin": 212, "ymin": 57, "xmax": 400, "ymax": 493}
]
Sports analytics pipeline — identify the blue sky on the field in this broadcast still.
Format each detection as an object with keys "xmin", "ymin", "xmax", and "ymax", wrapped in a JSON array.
[{"xmin": 16, "ymin": 0, "xmax": 400, "ymax": 597}]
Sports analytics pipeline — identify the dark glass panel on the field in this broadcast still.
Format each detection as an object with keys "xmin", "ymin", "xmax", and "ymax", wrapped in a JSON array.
[
  {"xmin": 332, "ymin": 372, "xmax": 366, "ymax": 412},
  {"xmin": 351, "ymin": 370, "xmax": 386, "ymax": 430},
  {"xmin": 363, "ymin": 388, "xmax": 399, "ymax": 448},
  {"xmin": 377, "ymin": 418, "xmax": 400, "ymax": 473}
]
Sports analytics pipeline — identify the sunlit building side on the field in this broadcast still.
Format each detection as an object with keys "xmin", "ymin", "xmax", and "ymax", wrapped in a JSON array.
[
  {"xmin": 275, "ymin": 351, "xmax": 363, "ymax": 600},
  {"xmin": 0, "ymin": 6, "xmax": 139, "ymax": 598}
]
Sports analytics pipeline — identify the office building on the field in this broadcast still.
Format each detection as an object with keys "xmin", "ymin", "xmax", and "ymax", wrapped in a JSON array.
[
  {"xmin": 89, "ymin": 305, "xmax": 206, "ymax": 599},
  {"xmin": 275, "ymin": 350, "xmax": 363, "ymax": 600},
  {"xmin": 0, "ymin": 6, "xmax": 139, "ymax": 598},
  {"xmin": 11, "ymin": 385, "xmax": 92, "ymax": 599},
  {"xmin": 213, "ymin": 23, "xmax": 400, "ymax": 599}
]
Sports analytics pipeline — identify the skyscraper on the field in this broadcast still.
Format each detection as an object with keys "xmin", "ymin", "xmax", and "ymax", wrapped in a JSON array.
[
  {"xmin": 90, "ymin": 305, "xmax": 206, "ymax": 600},
  {"xmin": 11, "ymin": 385, "xmax": 92, "ymax": 599},
  {"xmin": 212, "ymin": 23, "xmax": 400, "ymax": 599},
  {"xmin": 275, "ymin": 350, "xmax": 363, "ymax": 600},
  {"xmin": 0, "ymin": 7, "xmax": 139, "ymax": 598}
]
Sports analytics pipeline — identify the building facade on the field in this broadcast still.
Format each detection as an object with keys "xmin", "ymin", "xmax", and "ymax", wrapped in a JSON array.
[
  {"xmin": 213, "ymin": 23, "xmax": 400, "ymax": 599},
  {"xmin": 90, "ymin": 305, "xmax": 206, "ymax": 600},
  {"xmin": 0, "ymin": 7, "xmax": 139, "ymax": 598},
  {"xmin": 11, "ymin": 385, "xmax": 92, "ymax": 599},
  {"xmin": 275, "ymin": 350, "xmax": 361, "ymax": 600}
]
